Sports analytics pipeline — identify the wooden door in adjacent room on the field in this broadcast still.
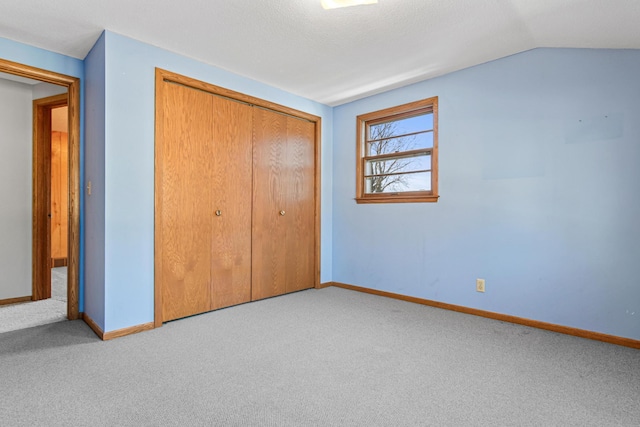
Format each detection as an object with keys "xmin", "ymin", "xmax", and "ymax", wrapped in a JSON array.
[
  {"xmin": 50, "ymin": 106, "xmax": 69, "ymax": 268},
  {"xmin": 251, "ymin": 108, "xmax": 316, "ymax": 300}
]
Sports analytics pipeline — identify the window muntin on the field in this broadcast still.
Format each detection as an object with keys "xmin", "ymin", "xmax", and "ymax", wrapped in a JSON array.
[
  {"xmin": 367, "ymin": 132, "xmax": 434, "ymax": 155},
  {"xmin": 356, "ymin": 97, "xmax": 438, "ymax": 203},
  {"xmin": 369, "ymin": 113, "xmax": 433, "ymax": 139}
]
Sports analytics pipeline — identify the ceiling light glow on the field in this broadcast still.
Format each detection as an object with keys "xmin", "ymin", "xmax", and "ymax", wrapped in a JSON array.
[{"xmin": 321, "ymin": 0, "xmax": 378, "ymax": 10}]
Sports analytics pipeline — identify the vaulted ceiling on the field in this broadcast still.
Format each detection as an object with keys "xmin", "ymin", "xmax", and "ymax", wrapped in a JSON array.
[{"xmin": 1, "ymin": 0, "xmax": 639, "ymax": 106}]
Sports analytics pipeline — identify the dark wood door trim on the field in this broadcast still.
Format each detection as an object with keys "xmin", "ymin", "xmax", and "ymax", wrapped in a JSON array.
[
  {"xmin": 33, "ymin": 93, "xmax": 67, "ymax": 301},
  {"xmin": 0, "ymin": 58, "xmax": 81, "ymax": 320}
]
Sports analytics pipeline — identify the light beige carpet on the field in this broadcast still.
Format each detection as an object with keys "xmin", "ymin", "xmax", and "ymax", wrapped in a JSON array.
[
  {"xmin": 0, "ymin": 267, "xmax": 67, "ymax": 333},
  {"xmin": 1, "ymin": 287, "xmax": 639, "ymax": 426}
]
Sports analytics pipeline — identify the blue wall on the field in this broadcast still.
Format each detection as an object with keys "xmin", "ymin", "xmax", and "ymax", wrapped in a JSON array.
[
  {"xmin": 332, "ymin": 48, "xmax": 640, "ymax": 340},
  {"xmin": 83, "ymin": 33, "xmax": 106, "ymax": 327},
  {"xmin": 0, "ymin": 37, "xmax": 84, "ymax": 79},
  {"xmin": 98, "ymin": 32, "xmax": 333, "ymax": 332},
  {"xmin": 0, "ymin": 36, "xmax": 85, "ymax": 312},
  {"xmin": 5, "ymin": 33, "xmax": 637, "ymax": 341}
]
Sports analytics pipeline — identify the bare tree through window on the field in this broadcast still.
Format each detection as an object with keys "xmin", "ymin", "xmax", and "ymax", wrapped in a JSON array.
[{"xmin": 367, "ymin": 121, "xmax": 417, "ymax": 193}]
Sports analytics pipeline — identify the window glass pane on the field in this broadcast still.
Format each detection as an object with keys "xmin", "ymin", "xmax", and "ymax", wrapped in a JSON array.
[
  {"xmin": 365, "ymin": 154, "xmax": 430, "ymax": 176},
  {"xmin": 369, "ymin": 113, "xmax": 433, "ymax": 139},
  {"xmin": 367, "ymin": 132, "xmax": 433, "ymax": 155},
  {"xmin": 365, "ymin": 171, "xmax": 431, "ymax": 194}
]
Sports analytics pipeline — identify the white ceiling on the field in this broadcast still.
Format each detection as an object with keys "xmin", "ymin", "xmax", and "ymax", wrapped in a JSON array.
[
  {"xmin": 0, "ymin": 71, "xmax": 42, "ymax": 85},
  {"xmin": 1, "ymin": 0, "xmax": 639, "ymax": 106}
]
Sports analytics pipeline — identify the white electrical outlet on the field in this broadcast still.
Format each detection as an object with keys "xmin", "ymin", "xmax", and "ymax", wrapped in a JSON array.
[{"xmin": 476, "ymin": 278, "xmax": 485, "ymax": 293}]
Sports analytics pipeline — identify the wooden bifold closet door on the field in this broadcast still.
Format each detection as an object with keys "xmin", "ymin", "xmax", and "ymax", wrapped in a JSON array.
[
  {"xmin": 251, "ymin": 108, "xmax": 315, "ymax": 300},
  {"xmin": 158, "ymin": 82, "xmax": 252, "ymax": 322},
  {"xmin": 156, "ymin": 71, "xmax": 318, "ymax": 325}
]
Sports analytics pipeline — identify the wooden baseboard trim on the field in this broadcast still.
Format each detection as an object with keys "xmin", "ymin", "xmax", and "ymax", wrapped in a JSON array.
[
  {"xmin": 326, "ymin": 281, "xmax": 640, "ymax": 350},
  {"xmin": 317, "ymin": 282, "xmax": 334, "ymax": 289},
  {"xmin": 103, "ymin": 322, "xmax": 155, "ymax": 341},
  {"xmin": 0, "ymin": 295, "xmax": 32, "ymax": 306},
  {"xmin": 83, "ymin": 313, "xmax": 104, "ymax": 339},
  {"xmin": 83, "ymin": 314, "xmax": 154, "ymax": 340}
]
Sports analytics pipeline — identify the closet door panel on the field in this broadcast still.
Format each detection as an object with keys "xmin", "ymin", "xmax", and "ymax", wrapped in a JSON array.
[
  {"xmin": 252, "ymin": 108, "xmax": 288, "ymax": 300},
  {"xmin": 160, "ymin": 83, "xmax": 214, "ymax": 322},
  {"xmin": 284, "ymin": 117, "xmax": 315, "ymax": 293},
  {"xmin": 210, "ymin": 97, "xmax": 253, "ymax": 310}
]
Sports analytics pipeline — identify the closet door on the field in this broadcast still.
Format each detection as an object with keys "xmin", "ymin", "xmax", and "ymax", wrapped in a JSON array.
[
  {"xmin": 283, "ymin": 116, "xmax": 315, "ymax": 293},
  {"xmin": 252, "ymin": 108, "xmax": 315, "ymax": 300},
  {"xmin": 159, "ymin": 83, "xmax": 253, "ymax": 321},
  {"xmin": 159, "ymin": 83, "xmax": 215, "ymax": 322},
  {"xmin": 210, "ymin": 97, "xmax": 253, "ymax": 310},
  {"xmin": 156, "ymin": 69, "xmax": 320, "ymax": 326}
]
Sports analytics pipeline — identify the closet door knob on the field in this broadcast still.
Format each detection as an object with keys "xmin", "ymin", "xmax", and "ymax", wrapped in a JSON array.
[
  {"xmin": 215, "ymin": 210, "xmax": 222, "ymax": 216},
  {"xmin": 279, "ymin": 210, "xmax": 286, "ymax": 216}
]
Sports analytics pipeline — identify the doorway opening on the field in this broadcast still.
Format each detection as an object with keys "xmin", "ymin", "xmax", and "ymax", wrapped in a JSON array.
[
  {"xmin": 33, "ymin": 94, "xmax": 69, "ymax": 305},
  {"xmin": 0, "ymin": 58, "xmax": 80, "ymax": 323}
]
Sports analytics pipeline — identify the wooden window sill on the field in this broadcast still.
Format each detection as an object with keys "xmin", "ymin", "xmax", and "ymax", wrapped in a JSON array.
[{"xmin": 355, "ymin": 194, "xmax": 440, "ymax": 204}]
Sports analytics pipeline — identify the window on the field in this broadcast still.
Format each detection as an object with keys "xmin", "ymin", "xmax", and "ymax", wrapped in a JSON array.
[{"xmin": 356, "ymin": 97, "xmax": 438, "ymax": 203}]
